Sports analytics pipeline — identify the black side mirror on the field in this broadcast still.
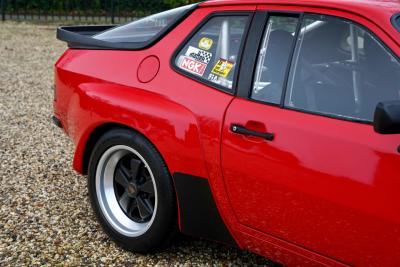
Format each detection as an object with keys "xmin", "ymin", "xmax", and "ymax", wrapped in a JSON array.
[{"xmin": 373, "ymin": 101, "xmax": 400, "ymax": 134}]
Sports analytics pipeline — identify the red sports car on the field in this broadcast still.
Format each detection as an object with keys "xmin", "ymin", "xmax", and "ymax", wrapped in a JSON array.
[{"xmin": 53, "ymin": 0, "xmax": 400, "ymax": 266}]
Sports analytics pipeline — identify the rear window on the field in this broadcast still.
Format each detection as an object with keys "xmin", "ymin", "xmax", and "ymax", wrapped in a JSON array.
[{"xmin": 94, "ymin": 4, "xmax": 196, "ymax": 43}]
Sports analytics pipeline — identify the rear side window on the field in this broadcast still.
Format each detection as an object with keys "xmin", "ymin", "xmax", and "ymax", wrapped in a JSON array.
[
  {"xmin": 285, "ymin": 15, "xmax": 400, "ymax": 122},
  {"xmin": 174, "ymin": 15, "xmax": 249, "ymax": 91},
  {"xmin": 94, "ymin": 4, "xmax": 196, "ymax": 43}
]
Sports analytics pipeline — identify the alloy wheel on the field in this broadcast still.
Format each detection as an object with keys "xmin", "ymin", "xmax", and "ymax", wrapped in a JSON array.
[{"xmin": 95, "ymin": 145, "xmax": 158, "ymax": 237}]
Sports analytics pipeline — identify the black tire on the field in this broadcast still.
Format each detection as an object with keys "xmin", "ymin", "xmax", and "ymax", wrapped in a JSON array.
[{"xmin": 87, "ymin": 127, "xmax": 177, "ymax": 253}]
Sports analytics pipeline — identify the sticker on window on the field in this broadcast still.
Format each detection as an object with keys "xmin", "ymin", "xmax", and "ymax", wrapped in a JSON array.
[
  {"xmin": 179, "ymin": 56, "xmax": 207, "ymax": 76},
  {"xmin": 208, "ymin": 73, "xmax": 219, "ymax": 82},
  {"xmin": 185, "ymin": 46, "xmax": 212, "ymax": 64},
  {"xmin": 199, "ymin": 37, "xmax": 213, "ymax": 50},
  {"xmin": 211, "ymin": 59, "xmax": 234, "ymax": 78}
]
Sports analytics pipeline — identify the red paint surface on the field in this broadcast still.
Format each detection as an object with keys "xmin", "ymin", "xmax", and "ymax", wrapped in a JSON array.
[{"xmin": 54, "ymin": 1, "xmax": 400, "ymax": 266}]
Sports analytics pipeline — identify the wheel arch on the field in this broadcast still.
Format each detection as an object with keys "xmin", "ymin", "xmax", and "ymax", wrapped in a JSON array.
[{"xmin": 79, "ymin": 122, "xmax": 170, "ymax": 176}]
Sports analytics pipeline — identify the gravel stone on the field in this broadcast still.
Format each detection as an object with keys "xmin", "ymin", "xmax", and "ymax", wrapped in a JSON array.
[{"xmin": 0, "ymin": 22, "xmax": 278, "ymax": 266}]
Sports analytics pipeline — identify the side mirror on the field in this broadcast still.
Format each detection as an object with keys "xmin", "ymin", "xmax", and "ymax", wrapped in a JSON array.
[{"xmin": 373, "ymin": 100, "xmax": 400, "ymax": 134}]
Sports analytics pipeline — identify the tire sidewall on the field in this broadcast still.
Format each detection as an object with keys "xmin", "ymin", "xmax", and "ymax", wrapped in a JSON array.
[{"xmin": 88, "ymin": 128, "xmax": 176, "ymax": 252}]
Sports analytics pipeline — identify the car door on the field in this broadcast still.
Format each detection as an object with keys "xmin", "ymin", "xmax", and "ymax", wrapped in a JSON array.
[{"xmin": 221, "ymin": 11, "xmax": 400, "ymax": 266}]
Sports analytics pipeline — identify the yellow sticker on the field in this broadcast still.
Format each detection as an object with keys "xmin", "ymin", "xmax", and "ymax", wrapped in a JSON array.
[
  {"xmin": 199, "ymin": 37, "xmax": 213, "ymax": 51},
  {"xmin": 211, "ymin": 59, "xmax": 234, "ymax": 78}
]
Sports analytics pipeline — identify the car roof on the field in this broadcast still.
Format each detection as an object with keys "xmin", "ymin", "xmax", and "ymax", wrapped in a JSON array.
[
  {"xmin": 200, "ymin": 0, "xmax": 400, "ymax": 44},
  {"xmin": 201, "ymin": 0, "xmax": 399, "ymax": 13}
]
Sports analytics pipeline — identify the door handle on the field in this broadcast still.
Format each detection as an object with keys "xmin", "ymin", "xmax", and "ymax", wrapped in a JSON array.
[{"xmin": 230, "ymin": 124, "xmax": 274, "ymax": 141}]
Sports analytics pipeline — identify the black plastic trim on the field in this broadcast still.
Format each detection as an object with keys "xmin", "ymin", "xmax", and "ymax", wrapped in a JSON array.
[
  {"xmin": 373, "ymin": 100, "xmax": 400, "ymax": 134},
  {"xmin": 170, "ymin": 11, "xmax": 254, "ymax": 95},
  {"xmin": 172, "ymin": 173, "xmax": 237, "ymax": 246},
  {"xmin": 52, "ymin": 116, "xmax": 63, "ymax": 129},
  {"xmin": 391, "ymin": 13, "xmax": 400, "ymax": 33},
  {"xmin": 57, "ymin": 4, "xmax": 198, "ymax": 50},
  {"xmin": 231, "ymin": 124, "xmax": 274, "ymax": 141},
  {"xmin": 236, "ymin": 11, "xmax": 268, "ymax": 98},
  {"xmin": 58, "ymin": 25, "xmax": 116, "ymax": 36}
]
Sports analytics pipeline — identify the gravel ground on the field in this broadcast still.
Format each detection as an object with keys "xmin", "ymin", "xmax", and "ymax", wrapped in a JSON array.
[{"xmin": 0, "ymin": 22, "xmax": 278, "ymax": 266}]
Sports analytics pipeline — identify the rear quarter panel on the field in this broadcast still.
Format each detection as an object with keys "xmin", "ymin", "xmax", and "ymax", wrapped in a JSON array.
[{"xmin": 55, "ymin": 48, "xmax": 211, "ymax": 178}]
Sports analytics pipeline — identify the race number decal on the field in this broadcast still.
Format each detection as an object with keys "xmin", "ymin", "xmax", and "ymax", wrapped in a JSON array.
[
  {"xmin": 211, "ymin": 59, "xmax": 234, "ymax": 78},
  {"xmin": 179, "ymin": 56, "xmax": 207, "ymax": 76},
  {"xmin": 185, "ymin": 46, "xmax": 212, "ymax": 64},
  {"xmin": 199, "ymin": 37, "xmax": 213, "ymax": 50}
]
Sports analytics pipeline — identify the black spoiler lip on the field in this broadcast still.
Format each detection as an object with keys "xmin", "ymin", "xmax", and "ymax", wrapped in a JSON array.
[
  {"xmin": 56, "ymin": 3, "xmax": 198, "ymax": 51},
  {"xmin": 56, "ymin": 25, "xmax": 149, "ymax": 50}
]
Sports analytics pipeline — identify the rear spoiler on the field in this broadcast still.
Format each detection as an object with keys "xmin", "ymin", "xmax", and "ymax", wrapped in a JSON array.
[
  {"xmin": 56, "ymin": 25, "xmax": 149, "ymax": 50},
  {"xmin": 57, "ymin": 4, "xmax": 198, "ymax": 51}
]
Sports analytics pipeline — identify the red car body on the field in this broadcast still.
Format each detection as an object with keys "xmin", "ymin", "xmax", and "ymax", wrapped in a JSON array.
[{"xmin": 53, "ymin": 0, "xmax": 400, "ymax": 266}]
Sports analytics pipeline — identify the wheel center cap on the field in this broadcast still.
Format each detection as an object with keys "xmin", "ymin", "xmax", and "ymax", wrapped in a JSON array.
[{"xmin": 127, "ymin": 183, "xmax": 138, "ymax": 196}]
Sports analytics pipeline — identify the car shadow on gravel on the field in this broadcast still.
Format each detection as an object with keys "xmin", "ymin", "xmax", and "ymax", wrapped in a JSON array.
[{"xmin": 159, "ymin": 234, "xmax": 282, "ymax": 266}]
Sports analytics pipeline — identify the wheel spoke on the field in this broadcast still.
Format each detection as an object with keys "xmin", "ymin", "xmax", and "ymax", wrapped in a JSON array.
[
  {"xmin": 115, "ymin": 165, "xmax": 131, "ymax": 189},
  {"xmin": 130, "ymin": 158, "xmax": 142, "ymax": 181},
  {"xmin": 137, "ymin": 195, "xmax": 153, "ymax": 219},
  {"xmin": 140, "ymin": 166, "xmax": 149, "ymax": 178},
  {"xmin": 139, "ymin": 180, "xmax": 154, "ymax": 196},
  {"xmin": 118, "ymin": 192, "xmax": 130, "ymax": 213},
  {"xmin": 127, "ymin": 198, "xmax": 138, "ymax": 215}
]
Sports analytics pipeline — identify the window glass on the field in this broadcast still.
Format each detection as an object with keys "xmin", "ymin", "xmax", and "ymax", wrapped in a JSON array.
[
  {"xmin": 394, "ymin": 14, "xmax": 400, "ymax": 32},
  {"xmin": 94, "ymin": 4, "xmax": 196, "ymax": 43},
  {"xmin": 285, "ymin": 15, "xmax": 400, "ymax": 122},
  {"xmin": 175, "ymin": 16, "xmax": 249, "ymax": 90},
  {"xmin": 251, "ymin": 16, "xmax": 299, "ymax": 104}
]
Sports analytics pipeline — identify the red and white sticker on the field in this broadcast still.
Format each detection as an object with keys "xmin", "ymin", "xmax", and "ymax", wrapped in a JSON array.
[{"xmin": 179, "ymin": 56, "xmax": 207, "ymax": 76}]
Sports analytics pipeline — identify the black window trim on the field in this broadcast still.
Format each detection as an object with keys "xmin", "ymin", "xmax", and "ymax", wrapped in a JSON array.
[
  {"xmin": 391, "ymin": 13, "xmax": 400, "ymax": 33},
  {"xmin": 170, "ymin": 11, "xmax": 255, "ymax": 95},
  {"xmin": 239, "ymin": 11, "xmax": 400, "ymax": 125}
]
